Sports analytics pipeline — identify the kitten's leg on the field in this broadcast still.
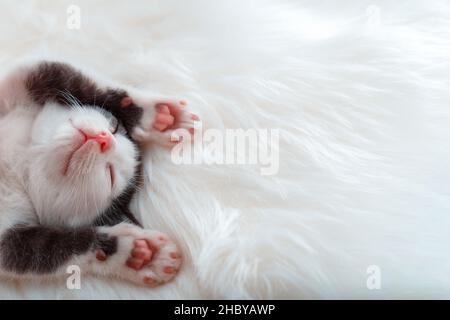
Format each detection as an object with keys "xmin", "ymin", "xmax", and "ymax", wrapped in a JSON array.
[
  {"xmin": 0, "ymin": 222, "xmax": 181, "ymax": 287},
  {"xmin": 0, "ymin": 224, "xmax": 116, "ymax": 277},
  {"xmin": 2, "ymin": 61, "xmax": 199, "ymax": 145}
]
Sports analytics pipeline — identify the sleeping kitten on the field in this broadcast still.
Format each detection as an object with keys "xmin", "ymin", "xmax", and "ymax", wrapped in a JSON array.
[{"xmin": 0, "ymin": 61, "xmax": 198, "ymax": 287}]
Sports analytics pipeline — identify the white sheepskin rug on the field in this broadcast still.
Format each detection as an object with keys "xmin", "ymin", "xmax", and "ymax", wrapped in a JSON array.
[{"xmin": 0, "ymin": 0, "xmax": 449, "ymax": 299}]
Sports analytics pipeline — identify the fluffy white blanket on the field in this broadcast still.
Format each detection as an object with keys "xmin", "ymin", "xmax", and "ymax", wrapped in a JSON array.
[{"xmin": 0, "ymin": 0, "xmax": 449, "ymax": 299}]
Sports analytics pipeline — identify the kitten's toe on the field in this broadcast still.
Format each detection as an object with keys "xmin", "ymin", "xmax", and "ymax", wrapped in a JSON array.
[
  {"xmin": 120, "ymin": 96, "xmax": 133, "ymax": 108},
  {"xmin": 143, "ymin": 275, "xmax": 159, "ymax": 287}
]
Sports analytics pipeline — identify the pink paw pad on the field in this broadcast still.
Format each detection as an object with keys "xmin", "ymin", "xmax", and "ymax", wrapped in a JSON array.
[
  {"xmin": 143, "ymin": 276, "xmax": 158, "ymax": 287},
  {"xmin": 153, "ymin": 104, "xmax": 176, "ymax": 132},
  {"xmin": 126, "ymin": 239, "xmax": 154, "ymax": 271},
  {"xmin": 163, "ymin": 266, "xmax": 176, "ymax": 274},
  {"xmin": 95, "ymin": 249, "xmax": 107, "ymax": 262},
  {"xmin": 121, "ymin": 96, "xmax": 133, "ymax": 108}
]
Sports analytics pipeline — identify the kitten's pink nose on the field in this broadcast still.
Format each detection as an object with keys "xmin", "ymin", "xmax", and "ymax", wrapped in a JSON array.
[{"xmin": 85, "ymin": 131, "xmax": 112, "ymax": 153}]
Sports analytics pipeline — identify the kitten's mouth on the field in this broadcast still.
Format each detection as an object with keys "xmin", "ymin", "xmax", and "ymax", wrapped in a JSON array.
[{"xmin": 62, "ymin": 128, "xmax": 115, "ymax": 190}]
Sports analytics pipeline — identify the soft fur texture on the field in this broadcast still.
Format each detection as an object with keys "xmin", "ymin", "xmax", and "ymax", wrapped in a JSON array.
[{"xmin": 0, "ymin": 0, "xmax": 449, "ymax": 299}]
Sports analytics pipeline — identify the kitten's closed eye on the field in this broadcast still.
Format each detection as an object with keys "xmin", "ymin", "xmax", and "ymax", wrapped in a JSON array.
[{"xmin": 110, "ymin": 116, "xmax": 119, "ymax": 134}]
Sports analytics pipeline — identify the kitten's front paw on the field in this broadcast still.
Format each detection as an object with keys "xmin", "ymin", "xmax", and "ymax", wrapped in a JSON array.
[{"xmin": 128, "ymin": 95, "xmax": 199, "ymax": 146}]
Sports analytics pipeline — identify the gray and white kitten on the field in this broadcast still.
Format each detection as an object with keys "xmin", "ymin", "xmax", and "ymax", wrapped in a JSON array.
[{"xmin": 0, "ymin": 61, "xmax": 197, "ymax": 287}]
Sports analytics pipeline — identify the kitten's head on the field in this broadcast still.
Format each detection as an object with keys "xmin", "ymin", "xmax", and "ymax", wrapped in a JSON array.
[{"xmin": 27, "ymin": 103, "xmax": 139, "ymax": 225}]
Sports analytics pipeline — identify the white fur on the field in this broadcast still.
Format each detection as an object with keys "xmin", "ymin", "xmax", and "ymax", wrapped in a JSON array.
[{"xmin": 0, "ymin": 0, "xmax": 449, "ymax": 299}]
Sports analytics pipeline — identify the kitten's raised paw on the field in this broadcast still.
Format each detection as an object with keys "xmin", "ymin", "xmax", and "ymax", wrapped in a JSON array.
[{"xmin": 131, "ymin": 96, "xmax": 199, "ymax": 146}]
